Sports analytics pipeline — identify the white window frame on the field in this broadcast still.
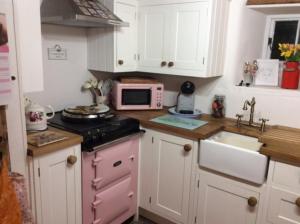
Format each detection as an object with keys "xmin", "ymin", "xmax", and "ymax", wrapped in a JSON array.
[{"xmin": 263, "ymin": 14, "xmax": 300, "ymax": 59}]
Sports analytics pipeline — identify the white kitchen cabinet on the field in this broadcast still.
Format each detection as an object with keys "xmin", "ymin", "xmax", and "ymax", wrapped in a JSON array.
[
  {"xmin": 13, "ymin": 0, "xmax": 44, "ymax": 92},
  {"xmin": 29, "ymin": 145, "xmax": 82, "ymax": 224},
  {"xmin": 87, "ymin": 0, "xmax": 138, "ymax": 72},
  {"xmin": 140, "ymin": 128, "xmax": 196, "ymax": 224},
  {"xmin": 138, "ymin": 0, "xmax": 230, "ymax": 77},
  {"xmin": 264, "ymin": 161, "xmax": 300, "ymax": 224},
  {"xmin": 196, "ymin": 169, "xmax": 262, "ymax": 224}
]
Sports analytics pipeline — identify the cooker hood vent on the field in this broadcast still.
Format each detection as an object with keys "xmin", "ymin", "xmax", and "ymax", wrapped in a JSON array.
[{"xmin": 41, "ymin": 0, "xmax": 129, "ymax": 28}]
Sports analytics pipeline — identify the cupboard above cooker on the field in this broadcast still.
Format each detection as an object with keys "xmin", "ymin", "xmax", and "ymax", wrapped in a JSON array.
[{"xmin": 87, "ymin": 0, "xmax": 230, "ymax": 78}]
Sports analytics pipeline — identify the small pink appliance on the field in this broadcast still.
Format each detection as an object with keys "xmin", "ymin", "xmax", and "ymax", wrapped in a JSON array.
[{"xmin": 112, "ymin": 80, "xmax": 164, "ymax": 110}]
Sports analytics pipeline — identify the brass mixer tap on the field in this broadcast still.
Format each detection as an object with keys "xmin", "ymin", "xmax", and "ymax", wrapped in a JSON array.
[{"xmin": 236, "ymin": 97, "xmax": 269, "ymax": 132}]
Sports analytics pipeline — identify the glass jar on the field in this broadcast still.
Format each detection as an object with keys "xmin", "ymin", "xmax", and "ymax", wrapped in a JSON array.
[{"xmin": 212, "ymin": 95, "xmax": 225, "ymax": 118}]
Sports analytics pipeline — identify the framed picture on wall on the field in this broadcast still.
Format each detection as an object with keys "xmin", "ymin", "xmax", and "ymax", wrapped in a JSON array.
[
  {"xmin": 0, "ymin": 13, "xmax": 12, "ymax": 104},
  {"xmin": 254, "ymin": 59, "xmax": 279, "ymax": 86}
]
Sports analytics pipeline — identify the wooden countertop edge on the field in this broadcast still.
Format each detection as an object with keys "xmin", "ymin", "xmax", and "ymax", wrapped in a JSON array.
[
  {"xmin": 27, "ymin": 128, "xmax": 83, "ymax": 157},
  {"xmin": 260, "ymin": 146, "xmax": 300, "ymax": 166},
  {"xmin": 140, "ymin": 120, "xmax": 224, "ymax": 140}
]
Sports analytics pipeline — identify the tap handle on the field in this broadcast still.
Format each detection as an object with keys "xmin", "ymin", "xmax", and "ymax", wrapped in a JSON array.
[
  {"xmin": 236, "ymin": 114, "xmax": 243, "ymax": 128},
  {"xmin": 259, "ymin": 118, "xmax": 269, "ymax": 122},
  {"xmin": 236, "ymin": 114, "xmax": 244, "ymax": 119},
  {"xmin": 259, "ymin": 118, "xmax": 269, "ymax": 132}
]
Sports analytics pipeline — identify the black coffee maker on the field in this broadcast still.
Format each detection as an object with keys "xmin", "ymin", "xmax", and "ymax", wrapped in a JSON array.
[{"xmin": 175, "ymin": 81, "xmax": 195, "ymax": 114}]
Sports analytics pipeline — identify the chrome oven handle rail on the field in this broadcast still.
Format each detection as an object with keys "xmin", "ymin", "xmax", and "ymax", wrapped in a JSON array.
[{"xmin": 83, "ymin": 130, "xmax": 146, "ymax": 155}]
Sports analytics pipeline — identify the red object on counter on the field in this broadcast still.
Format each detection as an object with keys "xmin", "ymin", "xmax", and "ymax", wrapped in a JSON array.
[{"xmin": 281, "ymin": 61, "xmax": 300, "ymax": 89}]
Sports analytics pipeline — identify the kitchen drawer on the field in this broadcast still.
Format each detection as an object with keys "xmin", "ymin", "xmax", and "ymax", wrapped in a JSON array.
[
  {"xmin": 267, "ymin": 187, "xmax": 300, "ymax": 224},
  {"xmin": 92, "ymin": 177, "xmax": 134, "ymax": 224},
  {"xmin": 273, "ymin": 162, "xmax": 300, "ymax": 192},
  {"xmin": 93, "ymin": 139, "xmax": 138, "ymax": 190}
]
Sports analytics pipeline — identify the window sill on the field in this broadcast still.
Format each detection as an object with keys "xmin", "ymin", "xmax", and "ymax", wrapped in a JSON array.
[{"xmin": 234, "ymin": 85, "xmax": 300, "ymax": 97}]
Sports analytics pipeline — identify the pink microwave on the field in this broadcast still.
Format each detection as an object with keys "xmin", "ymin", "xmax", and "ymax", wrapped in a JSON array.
[{"xmin": 112, "ymin": 81, "xmax": 164, "ymax": 110}]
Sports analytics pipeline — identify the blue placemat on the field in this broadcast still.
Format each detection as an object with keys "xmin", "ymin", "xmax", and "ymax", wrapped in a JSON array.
[{"xmin": 151, "ymin": 115, "xmax": 208, "ymax": 130}]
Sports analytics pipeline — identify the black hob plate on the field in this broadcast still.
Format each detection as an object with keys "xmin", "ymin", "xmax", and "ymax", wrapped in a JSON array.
[{"xmin": 48, "ymin": 112, "xmax": 140, "ymax": 151}]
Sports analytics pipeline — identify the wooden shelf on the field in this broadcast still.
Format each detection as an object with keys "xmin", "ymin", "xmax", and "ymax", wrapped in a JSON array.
[{"xmin": 247, "ymin": 2, "xmax": 300, "ymax": 14}]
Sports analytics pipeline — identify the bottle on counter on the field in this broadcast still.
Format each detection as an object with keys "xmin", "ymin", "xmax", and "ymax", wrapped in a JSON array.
[{"xmin": 212, "ymin": 95, "xmax": 225, "ymax": 118}]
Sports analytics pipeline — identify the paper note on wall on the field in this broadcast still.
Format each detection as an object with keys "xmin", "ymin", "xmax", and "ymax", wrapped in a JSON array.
[{"xmin": 0, "ymin": 13, "xmax": 11, "ymax": 105}]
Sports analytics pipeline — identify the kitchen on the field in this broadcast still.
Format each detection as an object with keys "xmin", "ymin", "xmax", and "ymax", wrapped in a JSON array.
[{"xmin": 0, "ymin": 0, "xmax": 300, "ymax": 224}]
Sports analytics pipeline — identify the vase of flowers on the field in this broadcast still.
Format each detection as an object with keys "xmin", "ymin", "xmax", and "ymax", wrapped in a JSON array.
[{"xmin": 278, "ymin": 43, "xmax": 300, "ymax": 89}]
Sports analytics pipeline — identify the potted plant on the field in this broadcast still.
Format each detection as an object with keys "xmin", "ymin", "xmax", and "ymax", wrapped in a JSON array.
[{"xmin": 278, "ymin": 43, "xmax": 300, "ymax": 89}]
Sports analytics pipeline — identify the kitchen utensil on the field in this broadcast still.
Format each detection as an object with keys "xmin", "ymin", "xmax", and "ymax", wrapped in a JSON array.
[
  {"xmin": 97, "ymin": 80, "xmax": 104, "ymax": 96},
  {"xmin": 25, "ymin": 102, "xmax": 55, "ymax": 131},
  {"xmin": 102, "ymin": 79, "xmax": 113, "ymax": 96},
  {"xmin": 176, "ymin": 81, "xmax": 195, "ymax": 114}
]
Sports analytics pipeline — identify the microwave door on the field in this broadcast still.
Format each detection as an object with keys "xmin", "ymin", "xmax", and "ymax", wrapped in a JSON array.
[{"xmin": 122, "ymin": 89, "xmax": 151, "ymax": 106}]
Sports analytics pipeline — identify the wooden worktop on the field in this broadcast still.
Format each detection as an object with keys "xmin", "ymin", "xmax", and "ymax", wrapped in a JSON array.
[
  {"xmin": 27, "ymin": 127, "xmax": 83, "ymax": 157},
  {"xmin": 26, "ymin": 109, "xmax": 300, "ymax": 164},
  {"xmin": 116, "ymin": 109, "xmax": 300, "ymax": 165}
]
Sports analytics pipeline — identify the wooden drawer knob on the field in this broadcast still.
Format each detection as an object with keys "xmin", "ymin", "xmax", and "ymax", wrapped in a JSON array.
[
  {"xmin": 296, "ymin": 197, "xmax": 300, "ymax": 207},
  {"xmin": 248, "ymin": 197, "xmax": 258, "ymax": 207},
  {"xmin": 184, "ymin": 144, "xmax": 192, "ymax": 152},
  {"xmin": 118, "ymin": 60, "xmax": 124, "ymax": 65},
  {"xmin": 67, "ymin": 155, "xmax": 77, "ymax": 165},
  {"xmin": 168, "ymin": 61, "xmax": 174, "ymax": 67},
  {"xmin": 161, "ymin": 61, "xmax": 167, "ymax": 67}
]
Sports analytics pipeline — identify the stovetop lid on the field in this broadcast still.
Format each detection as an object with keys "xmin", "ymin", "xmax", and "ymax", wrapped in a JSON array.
[{"xmin": 48, "ymin": 111, "xmax": 138, "ymax": 133}]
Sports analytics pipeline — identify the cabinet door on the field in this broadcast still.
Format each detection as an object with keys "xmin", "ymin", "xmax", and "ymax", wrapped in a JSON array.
[
  {"xmin": 115, "ymin": 1, "xmax": 137, "ymax": 72},
  {"xmin": 38, "ymin": 146, "xmax": 82, "ymax": 224},
  {"xmin": 13, "ymin": 0, "xmax": 44, "ymax": 92},
  {"xmin": 197, "ymin": 170, "xmax": 260, "ymax": 224},
  {"xmin": 151, "ymin": 131, "xmax": 193, "ymax": 223},
  {"xmin": 267, "ymin": 187, "xmax": 300, "ymax": 224},
  {"xmin": 168, "ymin": 2, "xmax": 208, "ymax": 75},
  {"xmin": 138, "ymin": 5, "xmax": 170, "ymax": 71},
  {"xmin": 139, "ymin": 128, "xmax": 154, "ymax": 210}
]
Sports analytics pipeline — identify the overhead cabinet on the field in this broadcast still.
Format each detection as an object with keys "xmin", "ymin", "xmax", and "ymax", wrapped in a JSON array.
[
  {"xmin": 137, "ymin": 0, "xmax": 230, "ymax": 77},
  {"xmin": 87, "ymin": 0, "xmax": 230, "ymax": 77},
  {"xmin": 87, "ymin": 0, "xmax": 138, "ymax": 72}
]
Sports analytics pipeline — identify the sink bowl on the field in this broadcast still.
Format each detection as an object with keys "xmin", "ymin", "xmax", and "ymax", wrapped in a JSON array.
[{"xmin": 199, "ymin": 131, "xmax": 268, "ymax": 184}]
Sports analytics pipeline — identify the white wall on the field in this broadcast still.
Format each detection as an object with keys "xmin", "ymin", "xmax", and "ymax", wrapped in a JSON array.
[
  {"xmin": 159, "ymin": 0, "xmax": 300, "ymax": 128},
  {"xmin": 28, "ymin": 1, "xmax": 300, "ymax": 128},
  {"xmin": 26, "ymin": 25, "xmax": 93, "ymax": 111}
]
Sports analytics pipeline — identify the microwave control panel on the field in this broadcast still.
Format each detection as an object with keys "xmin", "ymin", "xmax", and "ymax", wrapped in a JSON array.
[{"xmin": 156, "ymin": 85, "xmax": 164, "ymax": 109}]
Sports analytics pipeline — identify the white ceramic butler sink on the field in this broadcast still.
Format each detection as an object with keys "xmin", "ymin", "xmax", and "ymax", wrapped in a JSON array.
[{"xmin": 199, "ymin": 131, "xmax": 268, "ymax": 185}]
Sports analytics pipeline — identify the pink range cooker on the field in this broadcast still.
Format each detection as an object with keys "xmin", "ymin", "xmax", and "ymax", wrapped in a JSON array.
[
  {"xmin": 82, "ymin": 136, "xmax": 139, "ymax": 224},
  {"xmin": 49, "ymin": 112, "xmax": 142, "ymax": 224}
]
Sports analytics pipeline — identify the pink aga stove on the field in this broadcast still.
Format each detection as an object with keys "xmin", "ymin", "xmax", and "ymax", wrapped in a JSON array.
[
  {"xmin": 82, "ymin": 137, "xmax": 139, "ymax": 224},
  {"xmin": 49, "ymin": 112, "xmax": 142, "ymax": 224}
]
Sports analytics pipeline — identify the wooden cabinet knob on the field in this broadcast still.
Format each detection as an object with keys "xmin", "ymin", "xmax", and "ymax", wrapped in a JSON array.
[
  {"xmin": 161, "ymin": 61, "xmax": 167, "ymax": 67},
  {"xmin": 67, "ymin": 155, "xmax": 77, "ymax": 165},
  {"xmin": 248, "ymin": 197, "xmax": 258, "ymax": 207},
  {"xmin": 184, "ymin": 144, "xmax": 192, "ymax": 152},
  {"xmin": 11, "ymin": 76, "xmax": 16, "ymax": 81},
  {"xmin": 168, "ymin": 61, "xmax": 174, "ymax": 67},
  {"xmin": 296, "ymin": 197, "xmax": 300, "ymax": 207},
  {"xmin": 118, "ymin": 60, "xmax": 124, "ymax": 65}
]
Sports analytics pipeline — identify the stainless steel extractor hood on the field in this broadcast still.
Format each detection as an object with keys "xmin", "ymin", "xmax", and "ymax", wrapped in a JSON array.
[{"xmin": 41, "ymin": 0, "xmax": 129, "ymax": 28}]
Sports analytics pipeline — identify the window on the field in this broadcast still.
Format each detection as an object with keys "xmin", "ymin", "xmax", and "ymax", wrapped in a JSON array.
[{"xmin": 265, "ymin": 16, "xmax": 300, "ymax": 60}]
